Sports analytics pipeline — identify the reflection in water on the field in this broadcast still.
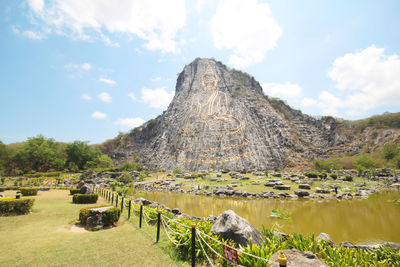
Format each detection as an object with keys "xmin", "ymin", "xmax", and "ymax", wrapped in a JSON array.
[{"xmin": 132, "ymin": 190, "xmax": 400, "ymax": 244}]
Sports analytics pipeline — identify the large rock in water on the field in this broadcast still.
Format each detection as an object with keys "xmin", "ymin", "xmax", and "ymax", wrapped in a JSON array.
[
  {"xmin": 104, "ymin": 58, "xmax": 400, "ymax": 171},
  {"xmin": 211, "ymin": 210, "xmax": 263, "ymax": 246}
]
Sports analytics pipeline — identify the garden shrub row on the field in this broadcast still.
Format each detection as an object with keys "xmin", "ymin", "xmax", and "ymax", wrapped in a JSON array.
[
  {"xmin": 79, "ymin": 205, "xmax": 120, "ymax": 226},
  {"xmin": 69, "ymin": 188, "xmax": 81, "ymax": 195},
  {"xmin": 20, "ymin": 187, "xmax": 39, "ymax": 196},
  {"xmin": 72, "ymin": 193, "xmax": 98, "ymax": 204},
  {"xmin": 0, "ymin": 197, "xmax": 35, "ymax": 215}
]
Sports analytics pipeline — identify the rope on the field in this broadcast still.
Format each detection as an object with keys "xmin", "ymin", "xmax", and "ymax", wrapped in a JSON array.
[
  {"xmin": 161, "ymin": 218, "xmax": 191, "ymax": 246},
  {"xmin": 196, "ymin": 232, "xmax": 215, "ymax": 267},
  {"xmin": 161, "ymin": 216, "xmax": 190, "ymax": 236},
  {"xmin": 197, "ymin": 230, "xmax": 271, "ymax": 265},
  {"xmin": 161, "ymin": 214, "xmax": 192, "ymax": 230}
]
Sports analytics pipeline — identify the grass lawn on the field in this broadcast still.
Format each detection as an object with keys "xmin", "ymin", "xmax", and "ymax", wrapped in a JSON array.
[{"xmin": 0, "ymin": 190, "xmax": 186, "ymax": 267}]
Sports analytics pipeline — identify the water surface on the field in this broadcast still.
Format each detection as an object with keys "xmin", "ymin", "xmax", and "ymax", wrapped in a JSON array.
[{"xmin": 133, "ymin": 190, "xmax": 400, "ymax": 244}]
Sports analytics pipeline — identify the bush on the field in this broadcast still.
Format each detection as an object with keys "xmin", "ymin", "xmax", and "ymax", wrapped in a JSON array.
[
  {"xmin": 344, "ymin": 175, "xmax": 353, "ymax": 182},
  {"xmin": 0, "ymin": 197, "xmax": 35, "ymax": 215},
  {"xmin": 0, "ymin": 187, "xmax": 5, "ymax": 192},
  {"xmin": 304, "ymin": 171, "xmax": 318, "ymax": 178},
  {"xmin": 20, "ymin": 187, "xmax": 39, "ymax": 196},
  {"xmin": 69, "ymin": 188, "xmax": 80, "ymax": 195},
  {"xmin": 319, "ymin": 171, "xmax": 328, "ymax": 179},
  {"xmin": 72, "ymin": 193, "xmax": 98, "ymax": 204},
  {"xmin": 330, "ymin": 173, "xmax": 338, "ymax": 180},
  {"xmin": 79, "ymin": 205, "xmax": 120, "ymax": 226}
]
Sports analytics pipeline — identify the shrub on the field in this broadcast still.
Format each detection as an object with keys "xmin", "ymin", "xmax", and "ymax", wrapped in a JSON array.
[
  {"xmin": 330, "ymin": 173, "xmax": 338, "ymax": 180},
  {"xmin": 304, "ymin": 171, "xmax": 318, "ymax": 178},
  {"xmin": 0, "ymin": 187, "xmax": 5, "ymax": 192},
  {"xmin": 0, "ymin": 197, "xmax": 35, "ymax": 215},
  {"xmin": 79, "ymin": 205, "xmax": 120, "ymax": 226},
  {"xmin": 72, "ymin": 193, "xmax": 98, "ymax": 204},
  {"xmin": 20, "ymin": 187, "xmax": 39, "ymax": 196},
  {"xmin": 69, "ymin": 188, "xmax": 80, "ymax": 195},
  {"xmin": 344, "ymin": 175, "xmax": 353, "ymax": 182},
  {"xmin": 173, "ymin": 168, "xmax": 183, "ymax": 174},
  {"xmin": 318, "ymin": 171, "xmax": 328, "ymax": 179}
]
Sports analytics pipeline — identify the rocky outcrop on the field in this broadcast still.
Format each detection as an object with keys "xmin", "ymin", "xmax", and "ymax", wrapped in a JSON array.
[
  {"xmin": 84, "ymin": 206, "xmax": 113, "ymax": 231},
  {"xmin": 104, "ymin": 58, "xmax": 400, "ymax": 171},
  {"xmin": 211, "ymin": 210, "xmax": 264, "ymax": 246},
  {"xmin": 269, "ymin": 249, "xmax": 328, "ymax": 267}
]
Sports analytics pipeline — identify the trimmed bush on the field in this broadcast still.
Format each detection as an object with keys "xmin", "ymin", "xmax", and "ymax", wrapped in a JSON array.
[
  {"xmin": 0, "ymin": 187, "xmax": 5, "ymax": 192},
  {"xmin": 330, "ymin": 173, "xmax": 338, "ymax": 180},
  {"xmin": 344, "ymin": 175, "xmax": 353, "ymax": 182},
  {"xmin": 72, "ymin": 193, "xmax": 98, "ymax": 204},
  {"xmin": 79, "ymin": 205, "xmax": 120, "ymax": 227},
  {"xmin": 0, "ymin": 197, "xmax": 35, "ymax": 215},
  {"xmin": 20, "ymin": 187, "xmax": 39, "ymax": 196},
  {"xmin": 69, "ymin": 188, "xmax": 81, "ymax": 195},
  {"xmin": 304, "ymin": 171, "xmax": 319, "ymax": 178}
]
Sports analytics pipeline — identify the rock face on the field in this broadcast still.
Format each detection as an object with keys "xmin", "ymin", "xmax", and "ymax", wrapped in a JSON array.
[
  {"xmin": 269, "ymin": 249, "xmax": 327, "ymax": 267},
  {"xmin": 104, "ymin": 58, "xmax": 400, "ymax": 171},
  {"xmin": 211, "ymin": 210, "xmax": 264, "ymax": 246}
]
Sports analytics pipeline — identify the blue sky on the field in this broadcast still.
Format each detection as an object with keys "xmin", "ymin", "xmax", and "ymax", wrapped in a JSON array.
[{"xmin": 1, "ymin": 0, "xmax": 399, "ymax": 144}]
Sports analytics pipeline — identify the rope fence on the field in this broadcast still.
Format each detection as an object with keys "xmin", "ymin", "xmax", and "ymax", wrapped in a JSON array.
[{"xmin": 95, "ymin": 187, "xmax": 277, "ymax": 267}]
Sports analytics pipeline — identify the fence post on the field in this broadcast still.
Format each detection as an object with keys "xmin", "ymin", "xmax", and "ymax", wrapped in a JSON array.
[
  {"xmin": 191, "ymin": 222, "xmax": 196, "ymax": 267},
  {"xmin": 116, "ymin": 195, "xmax": 119, "ymax": 207},
  {"xmin": 139, "ymin": 203, "xmax": 143, "ymax": 228},
  {"xmin": 156, "ymin": 210, "xmax": 161, "ymax": 242},
  {"xmin": 128, "ymin": 200, "xmax": 131, "ymax": 219},
  {"xmin": 112, "ymin": 193, "xmax": 114, "ymax": 206},
  {"xmin": 121, "ymin": 197, "xmax": 124, "ymax": 213}
]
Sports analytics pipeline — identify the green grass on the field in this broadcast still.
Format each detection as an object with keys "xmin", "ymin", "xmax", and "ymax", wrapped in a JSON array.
[{"xmin": 0, "ymin": 190, "xmax": 186, "ymax": 266}]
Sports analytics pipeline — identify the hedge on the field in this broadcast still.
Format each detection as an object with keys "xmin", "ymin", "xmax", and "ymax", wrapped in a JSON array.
[
  {"xmin": 0, "ymin": 187, "xmax": 5, "ymax": 192},
  {"xmin": 0, "ymin": 197, "xmax": 35, "ymax": 215},
  {"xmin": 79, "ymin": 205, "xmax": 120, "ymax": 227},
  {"xmin": 72, "ymin": 193, "xmax": 98, "ymax": 204},
  {"xmin": 20, "ymin": 187, "xmax": 39, "ymax": 196},
  {"xmin": 70, "ymin": 188, "xmax": 81, "ymax": 195},
  {"xmin": 304, "ymin": 171, "xmax": 319, "ymax": 178}
]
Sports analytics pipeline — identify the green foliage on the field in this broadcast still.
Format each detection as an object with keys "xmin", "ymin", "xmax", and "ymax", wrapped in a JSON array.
[
  {"xmin": 117, "ymin": 187, "xmax": 128, "ymax": 196},
  {"xmin": 318, "ymin": 171, "xmax": 328, "ymax": 179},
  {"xmin": 264, "ymin": 170, "xmax": 269, "ymax": 177},
  {"xmin": 355, "ymin": 154, "xmax": 376, "ymax": 169},
  {"xmin": 0, "ymin": 187, "xmax": 5, "ymax": 192},
  {"xmin": 330, "ymin": 173, "xmax": 338, "ymax": 180},
  {"xmin": 109, "ymin": 181, "xmax": 123, "ymax": 191},
  {"xmin": 138, "ymin": 172, "xmax": 147, "ymax": 181},
  {"xmin": 20, "ymin": 187, "xmax": 39, "ymax": 196},
  {"xmin": 65, "ymin": 141, "xmax": 100, "ymax": 170},
  {"xmin": 69, "ymin": 188, "xmax": 80, "ymax": 195},
  {"xmin": 314, "ymin": 159, "xmax": 337, "ymax": 171},
  {"xmin": 173, "ymin": 168, "xmax": 184, "ymax": 174},
  {"xmin": 304, "ymin": 171, "xmax": 318, "ymax": 178},
  {"xmin": 344, "ymin": 175, "xmax": 353, "ymax": 182},
  {"xmin": 382, "ymin": 142, "xmax": 400, "ymax": 161},
  {"xmin": 344, "ymin": 112, "xmax": 400, "ymax": 130},
  {"xmin": 0, "ymin": 197, "xmax": 34, "ymax": 215},
  {"xmin": 79, "ymin": 205, "xmax": 120, "ymax": 227},
  {"xmin": 270, "ymin": 209, "xmax": 292, "ymax": 221},
  {"xmin": 72, "ymin": 193, "xmax": 98, "ymax": 204}
]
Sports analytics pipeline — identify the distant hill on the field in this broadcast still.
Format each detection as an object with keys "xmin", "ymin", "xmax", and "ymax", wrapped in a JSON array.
[{"xmin": 100, "ymin": 58, "xmax": 400, "ymax": 171}]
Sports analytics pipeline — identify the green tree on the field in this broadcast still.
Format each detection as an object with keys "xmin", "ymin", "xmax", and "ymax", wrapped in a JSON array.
[
  {"xmin": 382, "ymin": 142, "xmax": 399, "ymax": 161},
  {"xmin": 354, "ymin": 154, "xmax": 375, "ymax": 169},
  {"xmin": 65, "ymin": 141, "xmax": 99, "ymax": 170}
]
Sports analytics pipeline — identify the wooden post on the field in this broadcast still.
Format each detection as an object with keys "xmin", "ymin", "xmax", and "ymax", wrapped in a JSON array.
[
  {"xmin": 156, "ymin": 211, "xmax": 161, "ymax": 242},
  {"xmin": 116, "ymin": 195, "xmax": 119, "ymax": 207},
  {"xmin": 128, "ymin": 200, "xmax": 131, "ymax": 219},
  {"xmin": 112, "ymin": 194, "xmax": 114, "ymax": 205},
  {"xmin": 121, "ymin": 197, "xmax": 124, "ymax": 213},
  {"xmin": 191, "ymin": 222, "xmax": 196, "ymax": 267},
  {"xmin": 139, "ymin": 203, "xmax": 143, "ymax": 228}
]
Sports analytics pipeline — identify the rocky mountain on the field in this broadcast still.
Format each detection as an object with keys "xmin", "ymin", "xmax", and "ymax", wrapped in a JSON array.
[{"xmin": 102, "ymin": 58, "xmax": 400, "ymax": 171}]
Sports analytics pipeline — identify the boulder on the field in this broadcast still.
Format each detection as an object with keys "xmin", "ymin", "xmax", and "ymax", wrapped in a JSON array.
[
  {"xmin": 171, "ymin": 208, "xmax": 181, "ymax": 215},
  {"xmin": 79, "ymin": 184, "xmax": 93, "ymax": 194},
  {"xmin": 0, "ymin": 194, "xmax": 4, "ymax": 198},
  {"xmin": 211, "ymin": 210, "xmax": 264, "ymax": 246},
  {"xmin": 135, "ymin": 197, "xmax": 152, "ymax": 206},
  {"xmin": 317, "ymin": 233, "xmax": 334, "ymax": 246},
  {"xmin": 85, "ymin": 206, "xmax": 114, "ymax": 231},
  {"xmin": 298, "ymin": 184, "xmax": 311, "ymax": 190},
  {"xmin": 274, "ymin": 185, "xmax": 291, "ymax": 190},
  {"xmin": 269, "ymin": 249, "xmax": 327, "ymax": 267},
  {"xmin": 315, "ymin": 187, "xmax": 330, "ymax": 194},
  {"xmin": 294, "ymin": 190, "xmax": 310, "ymax": 197}
]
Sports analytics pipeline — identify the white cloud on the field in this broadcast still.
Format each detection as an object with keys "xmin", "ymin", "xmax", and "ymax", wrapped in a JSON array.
[
  {"xmin": 91, "ymin": 111, "xmax": 106, "ymax": 119},
  {"xmin": 116, "ymin": 117, "xmax": 145, "ymax": 128},
  {"xmin": 304, "ymin": 46, "xmax": 400, "ymax": 116},
  {"xmin": 98, "ymin": 92, "xmax": 112, "ymax": 103},
  {"xmin": 26, "ymin": 0, "xmax": 187, "ymax": 53},
  {"xmin": 151, "ymin": 77, "xmax": 161, "ymax": 82},
  {"xmin": 81, "ymin": 93, "xmax": 92, "ymax": 100},
  {"xmin": 12, "ymin": 26, "xmax": 44, "ymax": 40},
  {"xmin": 211, "ymin": 0, "xmax": 282, "ymax": 68},
  {"xmin": 141, "ymin": 87, "xmax": 174, "ymax": 109},
  {"xmin": 99, "ymin": 77, "xmax": 116, "ymax": 85},
  {"xmin": 262, "ymin": 82, "xmax": 302, "ymax": 99},
  {"xmin": 65, "ymin": 63, "xmax": 91, "ymax": 71},
  {"xmin": 128, "ymin": 92, "xmax": 137, "ymax": 101}
]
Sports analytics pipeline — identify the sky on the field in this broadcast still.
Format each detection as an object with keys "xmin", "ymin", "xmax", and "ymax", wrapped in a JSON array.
[{"xmin": 1, "ymin": 0, "xmax": 400, "ymax": 144}]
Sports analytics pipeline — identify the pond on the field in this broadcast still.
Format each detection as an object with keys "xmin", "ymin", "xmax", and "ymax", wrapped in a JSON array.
[{"xmin": 132, "ymin": 190, "xmax": 400, "ymax": 244}]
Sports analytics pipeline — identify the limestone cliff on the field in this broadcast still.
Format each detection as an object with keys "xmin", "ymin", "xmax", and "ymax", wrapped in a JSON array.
[{"xmin": 102, "ymin": 58, "xmax": 400, "ymax": 171}]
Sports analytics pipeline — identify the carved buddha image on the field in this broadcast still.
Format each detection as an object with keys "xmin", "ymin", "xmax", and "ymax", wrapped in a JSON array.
[{"xmin": 174, "ymin": 64, "xmax": 250, "ymax": 164}]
